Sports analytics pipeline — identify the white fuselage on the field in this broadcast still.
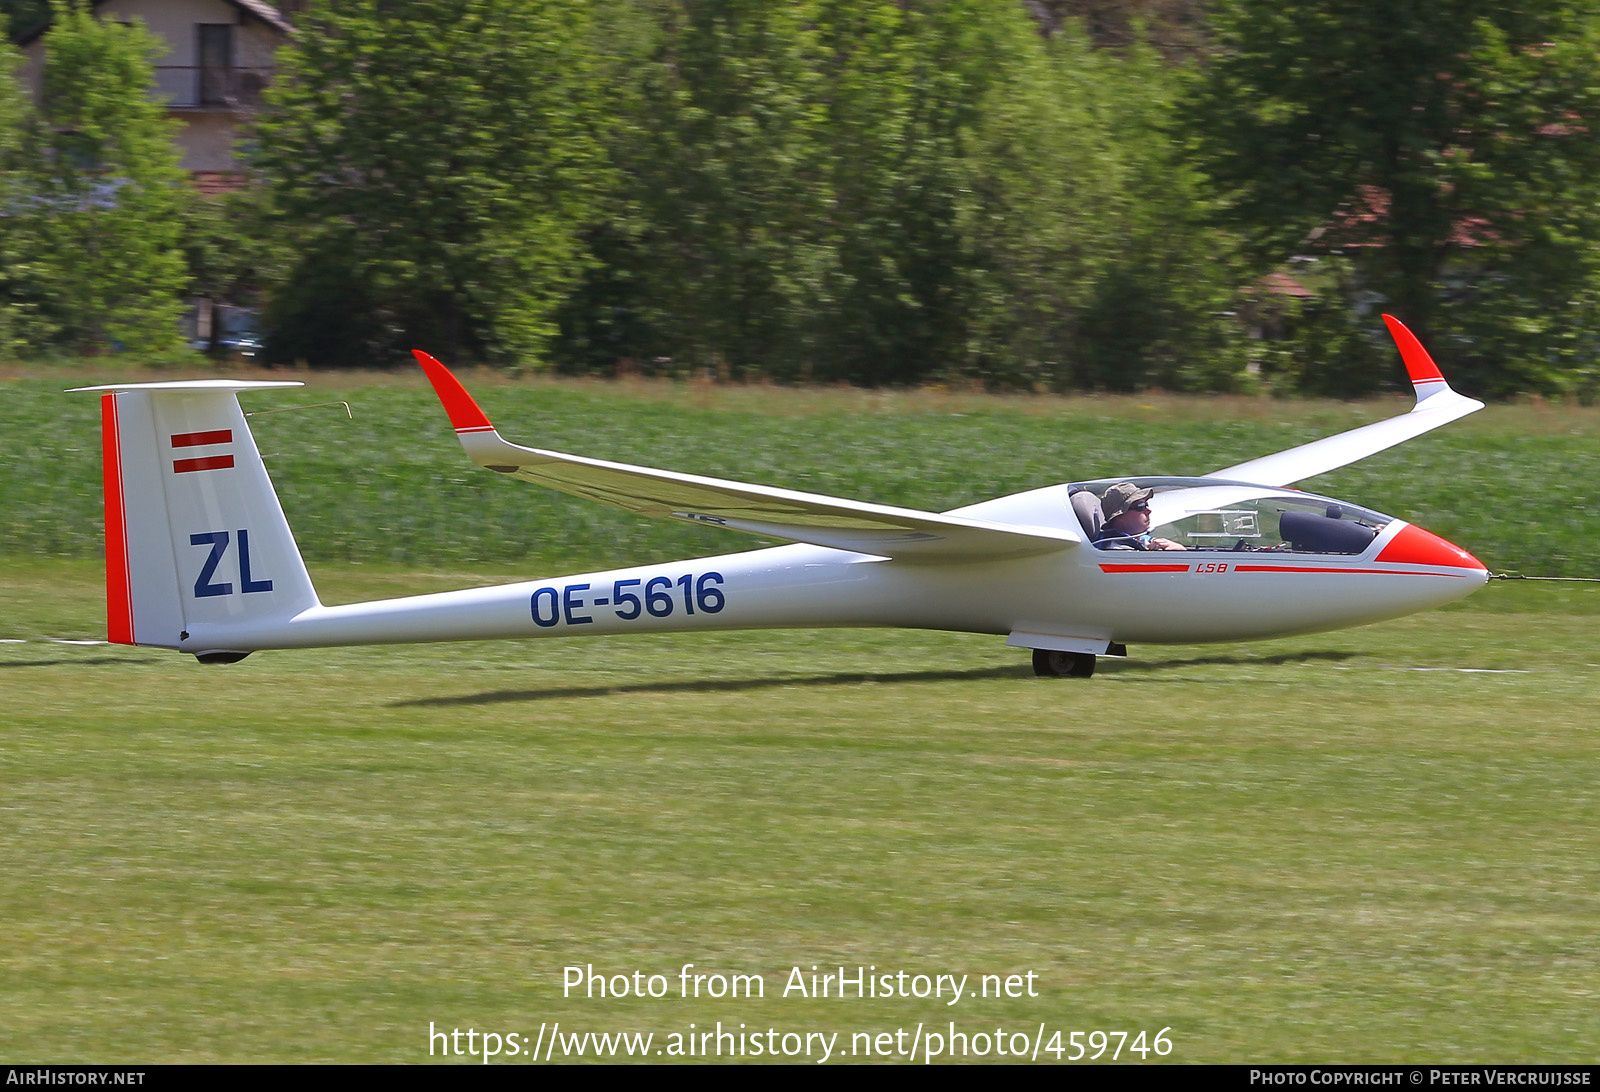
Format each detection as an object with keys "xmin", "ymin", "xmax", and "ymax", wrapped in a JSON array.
[{"xmin": 176, "ymin": 482, "xmax": 1487, "ymax": 656}]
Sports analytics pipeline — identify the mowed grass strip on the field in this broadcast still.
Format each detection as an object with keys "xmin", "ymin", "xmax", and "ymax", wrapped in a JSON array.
[{"xmin": 1, "ymin": 561, "xmax": 1597, "ymax": 1063}]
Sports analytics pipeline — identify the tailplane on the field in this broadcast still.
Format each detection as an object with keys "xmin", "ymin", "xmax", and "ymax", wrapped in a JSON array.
[{"xmin": 72, "ymin": 380, "xmax": 319, "ymax": 655}]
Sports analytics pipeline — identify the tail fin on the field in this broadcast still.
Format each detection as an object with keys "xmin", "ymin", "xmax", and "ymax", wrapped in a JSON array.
[{"xmin": 72, "ymin": 380, "xmax": 319, "ymax": 652}]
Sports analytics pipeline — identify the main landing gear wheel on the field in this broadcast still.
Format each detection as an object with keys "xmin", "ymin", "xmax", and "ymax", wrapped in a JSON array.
[{"xmin": 1032, "ymin": 649, "xmax": 1096, "ymax": 678}]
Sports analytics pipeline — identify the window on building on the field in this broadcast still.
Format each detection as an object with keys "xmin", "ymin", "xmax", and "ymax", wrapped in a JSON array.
[{"xmin": 197, "ymin": 24, "xmax": 234, "ymax": 105}]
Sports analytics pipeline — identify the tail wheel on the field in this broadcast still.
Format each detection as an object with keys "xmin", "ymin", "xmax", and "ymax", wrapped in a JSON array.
[{"xmin": 1032, "ymin": 649, "xmax": 1096, "ymax": 678}]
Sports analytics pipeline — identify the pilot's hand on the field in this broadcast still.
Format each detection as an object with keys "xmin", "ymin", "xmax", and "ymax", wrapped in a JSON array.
[{"xmin": 1150, "ymin": 538, "xmax": 1187, "ymax": 551}]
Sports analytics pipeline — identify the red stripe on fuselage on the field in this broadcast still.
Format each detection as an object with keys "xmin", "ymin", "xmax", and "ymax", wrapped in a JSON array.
[
  {"xmin": 170, "ymin": 429, "xmax": 232, "ymax": 448},
  {"xmin": 172, "ymin": 454, "xmax": 235, "ymax": 474},
  {"xmin": 1095, "ymin": 561, "xmax": 1472, "ymax": 577},
  {"xmin": 1232, "ymin": 564, "xmax": 1470, "ymax": 577},
  {"xmin": 101, "ymin": 394, "xmax": 134, "ymax": 645}
]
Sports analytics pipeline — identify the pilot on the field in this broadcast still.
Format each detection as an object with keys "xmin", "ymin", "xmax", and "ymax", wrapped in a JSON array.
[{"xmin": 1094, "ymin": 483, "xmax": 1187, "ymax": 551}]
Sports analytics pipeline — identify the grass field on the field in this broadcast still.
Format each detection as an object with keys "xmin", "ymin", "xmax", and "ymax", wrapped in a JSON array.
[
  {"xmin": 4, "ymin": 369, "xmax": 1599, "ymax": 575},
  {"xmin": 2, "ymin": 371, "xmax": 1598, "ymax": 1063}
]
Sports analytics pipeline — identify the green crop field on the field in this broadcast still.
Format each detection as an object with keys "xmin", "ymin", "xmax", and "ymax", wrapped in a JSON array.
[{"xmin": 2, "ymin": 370, "xmax": 1598, "ymax": 1063}]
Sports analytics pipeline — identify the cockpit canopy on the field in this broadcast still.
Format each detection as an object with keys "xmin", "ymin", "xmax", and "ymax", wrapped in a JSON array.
[{"xmin": 1070, "ymin": 477, "xmax": 1395, "ymax": 555}]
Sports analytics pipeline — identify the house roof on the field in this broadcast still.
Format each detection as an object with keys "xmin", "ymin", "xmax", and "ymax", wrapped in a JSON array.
[
  {"xmin": 232, "ymin": 0, "xmax": 294, "ymax": 34},
  {"xmin": 17, "ymin": 1, "xmax": 294, "ymax": 46},
  {"xmin": 1257, "ymin": 273, "xmax": 1313, "ymax": 300}
]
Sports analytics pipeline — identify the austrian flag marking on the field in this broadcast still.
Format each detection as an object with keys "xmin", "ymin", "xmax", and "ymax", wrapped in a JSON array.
[{"xmin": 170, "ymin": 429, "xmax": 235, "ymax": 474}]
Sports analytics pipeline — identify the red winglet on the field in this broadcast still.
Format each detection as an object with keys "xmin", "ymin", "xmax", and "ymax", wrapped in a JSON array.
[
  {"xmin": 413, "ymin": 350, "xmax": 496, "ymax": 433},
  {"xmin": 1382, "ymin": 315, "xmax": 1445, "ymax": 385}
]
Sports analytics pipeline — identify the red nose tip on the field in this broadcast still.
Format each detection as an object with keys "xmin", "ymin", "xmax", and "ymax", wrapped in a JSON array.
[{"xmin": 1376, "ymin": 523, "xmax": 1485, "ymax": 570}]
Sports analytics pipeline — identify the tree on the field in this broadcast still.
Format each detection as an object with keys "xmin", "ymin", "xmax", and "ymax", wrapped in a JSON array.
[
  {"xmin": 1187, "ymin": 0, "xmax": 1600, "ymax": 395},
  {"xmin": 812, "ymin": 0, "xmax": 1105, "ymax": 387},
  {"xmin": 0, "ymin": 1, "xmax": 48, "ymax": 42},
  {"xmin": 960, "ymin": 21, "xmax": 1251, "ymax": 392},
  {"xmin": 0, "ymin": 14, "xmax": 39, "ymax": 354},
  {"xmin": 571, "ymin": 0, "xmax": 989, "ymax": 384},
  {"xmin": 566, "ymin": 1, "xmax": 1250, "ymax": 389},
  {"xmin": 1026, "ymin": 0, "xmax": 1211, "ymax": 61},
  {"xmin": 805, "ymin": 0, "xmax": 984, "ymax": 384},
  {"xmin": 599, "ymin": 0, "xmax": 833, "ymax": 379},
  {"xmin": 181, "ymin": 182, "xmax": 277, "ymax": 356},
  {"xmin": 21, "ymin": 0, "xmax": 190, "ymax": 354},
  {"xmin": 254, "ymin": 0, "xmax": 613, "ymax": 367}
]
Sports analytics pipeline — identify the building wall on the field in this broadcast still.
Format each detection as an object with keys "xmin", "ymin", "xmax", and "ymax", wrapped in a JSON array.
[
  {"xmin": 177, "ymin": 111, "xmax": 240, "ymax": 172},
  {"xmin": 101, "ymin": 0, "xmax": 248, "ymax": 66}
]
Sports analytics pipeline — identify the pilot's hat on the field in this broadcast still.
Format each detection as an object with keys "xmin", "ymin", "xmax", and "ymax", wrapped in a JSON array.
[{"xmin": 1101, "ymin": 482, "xmax": 1155, "ymax": 520}]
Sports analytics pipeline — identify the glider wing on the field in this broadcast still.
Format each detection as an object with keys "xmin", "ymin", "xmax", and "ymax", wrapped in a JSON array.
[
  {"xmin": 415, "ymin": 353, "xmax": 1079, "ymax": 561},
  {"xmin": 1207, "ymin": 316, "xmax": 1484, "ymax": 488}
]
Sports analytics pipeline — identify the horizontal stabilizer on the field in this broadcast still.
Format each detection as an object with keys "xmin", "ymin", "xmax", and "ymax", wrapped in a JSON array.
[{"xmin": 70, "ymin": 379, "xmax": 305, "ymax": 394}]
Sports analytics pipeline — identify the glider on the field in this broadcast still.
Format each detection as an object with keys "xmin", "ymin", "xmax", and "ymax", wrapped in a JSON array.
[{"xmin": 77, "ymin": 315, "xmax": 1487, "ymax": 677}]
